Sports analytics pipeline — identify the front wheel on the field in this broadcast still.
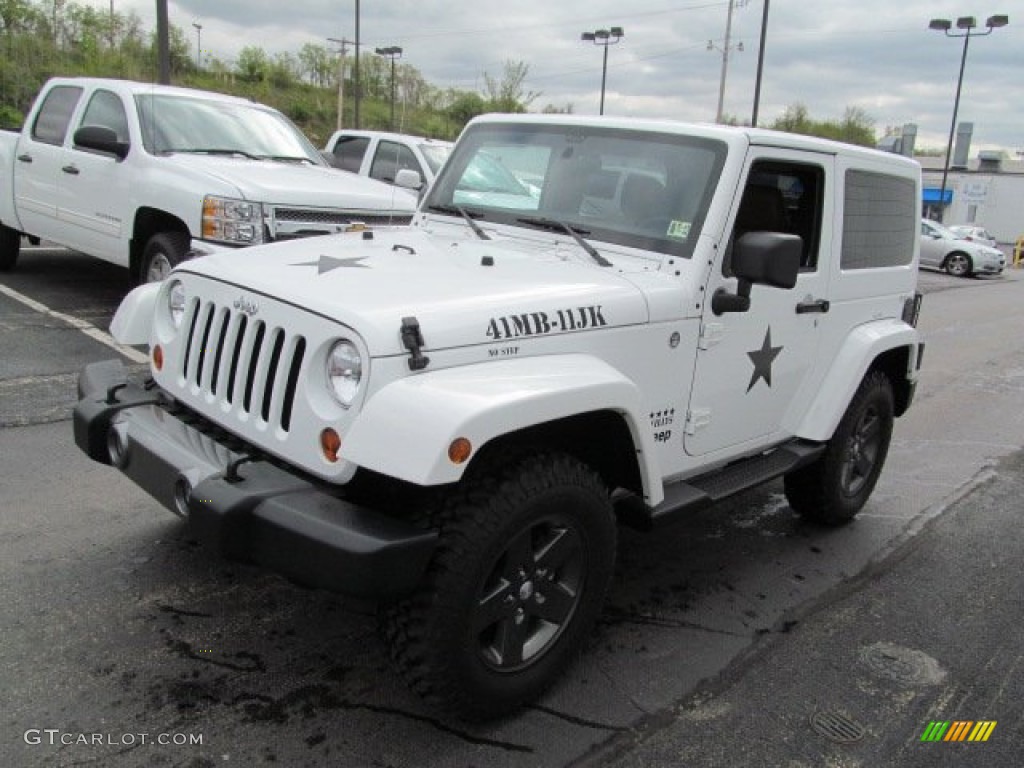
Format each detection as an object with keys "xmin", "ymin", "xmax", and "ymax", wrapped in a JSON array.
[
  {"xmin": 0, "ymin": 224, "xmax": 20, "ymax": 271},
  {"xmin": 379, "ymin": 451, "xmax": 617, "ymax": 720},
  {"xmin": 944, "ymin": 251, "xmax": 972, "ymax": 277},
  {"xmin": 784, "ymin": 371, "xmax": 894, "ymax": 525},
  {"xmin": 140, "ymin": 231, "xmax": 190, "ymax": 283}
]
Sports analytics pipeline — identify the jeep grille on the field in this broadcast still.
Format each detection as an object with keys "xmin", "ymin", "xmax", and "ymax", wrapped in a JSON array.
[{"xmin": 180, "ymin": 299, "xmax": 306, "ymax": 432}]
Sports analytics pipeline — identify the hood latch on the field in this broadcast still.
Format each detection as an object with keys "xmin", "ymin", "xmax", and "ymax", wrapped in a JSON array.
[{"xmin": 400, "ymin": 316, "xmax": 430, "ymax": 371}]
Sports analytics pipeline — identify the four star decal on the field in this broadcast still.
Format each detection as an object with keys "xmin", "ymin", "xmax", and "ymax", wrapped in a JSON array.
[
  {"xmin": 746, "ymin": 327, "xmax": 783, "ymax": 393},
  {"xmin": 291, "ymin": 255, "xmax": 370, "ymax": 274}
]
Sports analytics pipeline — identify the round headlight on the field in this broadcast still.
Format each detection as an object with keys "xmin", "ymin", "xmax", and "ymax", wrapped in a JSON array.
[
  {"xmin": 326, "ymin": 340, "xmax": 362, "ymax": 407},
  {"xmin": 168, "ymin": 280, "xmax": 186, "ymax": 328}
]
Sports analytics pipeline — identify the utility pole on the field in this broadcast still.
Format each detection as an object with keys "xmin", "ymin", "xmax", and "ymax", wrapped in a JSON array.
[
  {"xmin": 353, "ymin": 0, "xmax": 361, "ymax": 129},
  {"xmin": 327, "ymin": 37, "xmax": 351, "ymax": 130},
  {"xmin": 751, "ymin": 0, "xmax": 770, "ymax": 127},
  {"xmin": 715, "ymin": 0, "xmax": 737, "ymax": 123}
]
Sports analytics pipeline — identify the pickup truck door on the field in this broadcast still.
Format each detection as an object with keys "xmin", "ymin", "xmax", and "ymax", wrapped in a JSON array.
[
  {"xmin": 12, "ymin": 84, "xmax": 84, "ymax": 242},
  {"xmin": 684, "ymin": 149, "xmax": 835, "ymax": 457},
  {"xmin": 57, "ymin": 88, "xmax": 133, "ymax": 265}
]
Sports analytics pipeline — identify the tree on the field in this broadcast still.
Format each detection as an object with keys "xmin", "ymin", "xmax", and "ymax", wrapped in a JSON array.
[
  {"xmin": 483, "ymin": 60, "xmax": 539, "ymax": 113},
  {"xmin": 236, "ymin": 45, "xmax": 268, "ymax": 82},
  {"xmin": 770, "ymin": 103, "xmax": 877, "ymax": 148}
]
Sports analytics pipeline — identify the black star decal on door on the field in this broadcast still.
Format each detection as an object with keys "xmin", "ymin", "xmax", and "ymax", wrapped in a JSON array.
[
  {"xmin": 746, "ymin": 327, "xmax": 783, "ymax": 392},
  {"xmin": 291, "ymin": 255, "xmax": 370, "ymax": 274}
]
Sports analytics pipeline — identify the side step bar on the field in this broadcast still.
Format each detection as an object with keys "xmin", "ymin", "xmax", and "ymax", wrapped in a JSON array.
[{"xmin": 616, "ymin": 440, "xmax": 825, "ymax": 531}]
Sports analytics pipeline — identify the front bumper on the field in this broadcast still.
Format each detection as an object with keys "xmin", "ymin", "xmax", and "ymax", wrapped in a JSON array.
[{"xmin": 73, "ymin": 359, "xmax": 437, "ymax": 597}]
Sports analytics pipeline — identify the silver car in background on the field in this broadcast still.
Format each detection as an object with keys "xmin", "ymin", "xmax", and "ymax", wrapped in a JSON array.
[
  {"xmin": 948, "ymin": 224, "xmax": 998, "ymax": 248},
  {"xmin": 920, "ymin": 218, "xmax": 1005, "ymax": 277}
]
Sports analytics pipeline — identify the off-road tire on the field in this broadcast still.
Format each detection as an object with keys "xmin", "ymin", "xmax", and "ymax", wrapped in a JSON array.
[
  {"xmin": 784, "ymin": 371, "xmax": 894, "ymax": 525},
  {"xmin": 140, "ymin": 231, "xmax": 190, "ymax": 283},
  {"xmin": 379, "ymin": 450, "xmax": 616, "ymax": 721},
  {"xmin": 943, "ymin": 251, "xmax": 972, "ymax": 278},
  {"xmin": 0, "ymin": 225, "xmax": 20, "ymax": 271}
]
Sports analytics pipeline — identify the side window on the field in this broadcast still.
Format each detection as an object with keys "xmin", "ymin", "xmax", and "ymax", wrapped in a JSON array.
[
  {"xmin": 78, "ymin": 89, "xmax": 130, "ymax": 143},
  {"xmin": 331, "ymin": 136, "xmax": 369, "ymax": 173},
  {"xmin": 729, "ymin": 160, "xmax": 824, "ymax": 272},
  {"xmin": 841, "ymin": 170, "xmax": 916, "ymax": 270},
  {"xmin": 370, "ymin": 141, "xmax": 420, "ymax": 184},
  {"xmin": 31, "ymin": 86, "xmax": 84, "ymax": 146}
]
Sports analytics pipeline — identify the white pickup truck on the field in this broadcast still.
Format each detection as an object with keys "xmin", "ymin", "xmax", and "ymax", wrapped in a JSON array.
[
  {"xmin": 324, "ymin": 129, "xmax": 452, "ymax": 191},
  {"xmin": 0, "ymin": 78, "xmax": 416, "ymax": 281}
]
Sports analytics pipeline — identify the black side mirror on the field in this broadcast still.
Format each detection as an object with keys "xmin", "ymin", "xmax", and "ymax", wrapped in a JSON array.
[
  {"xmin": 713, "ymin": 231, "xmax": 802, "ymax": 315},
  {"xmin": 73, "ymin": 125, "xmax": 129, "ymax": 160}
]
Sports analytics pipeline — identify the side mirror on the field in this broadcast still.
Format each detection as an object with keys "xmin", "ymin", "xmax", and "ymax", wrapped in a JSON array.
[
  {"xmin": 319, "ymin": 150, "xmax": 342, "ymax": 168},
  {"xmin": 713, "ymin": 232, "xmax": 802, "ymax": 315},
  {"xmin": 395, "ymin": 168, "xmax": 424, "ymax": 191},
  {"xmin": 73, "ymin": 125, "xmax": 129, "ymax": 160}
]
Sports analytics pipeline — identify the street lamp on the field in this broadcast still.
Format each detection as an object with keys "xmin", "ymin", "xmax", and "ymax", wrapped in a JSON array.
[
  {"xmin": 928, "ymin": 13, "xmax": 1008, "ymax": 222},
  {"xmin": 375, "ymin": 46, "xmax": 403, "ymax": 131},
  {"xmin": 580, "ymin": 26, "xmax": 624, "ymax": 116},
  {"xmin": 191, "ymin": 22, "xmax": 202, "ymax": 71}
]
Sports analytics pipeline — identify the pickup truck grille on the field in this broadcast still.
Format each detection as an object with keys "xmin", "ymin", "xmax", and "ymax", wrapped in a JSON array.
[
  {"xmin": 268, "ymin": 206, "xmax": 412, "ymax": 240},
  {"xmin": 180, "ymin": 299, "xmax": 306, "ymax": 432}
]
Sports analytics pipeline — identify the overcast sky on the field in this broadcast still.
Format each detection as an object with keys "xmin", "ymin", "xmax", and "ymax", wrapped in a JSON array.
[{"xmin": 86, "ymin": 1, "xmax": 1020, "ymax": 154}]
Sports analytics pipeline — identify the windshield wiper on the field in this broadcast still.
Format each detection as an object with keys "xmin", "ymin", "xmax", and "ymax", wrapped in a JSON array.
[
  {"xmin": 426, "ymin": 204, "xmax": 491, "ymax": 241},
  {"xmin": 257, "ymin": 154, "xmax": 315, "ymax": 164},
  {"xmin": 170, "ymin": 148, "xmax": 260, "ymax": 160},
  {"xmin": 516, "ymin": 216, "xmax": 611, "ymax": 267}
]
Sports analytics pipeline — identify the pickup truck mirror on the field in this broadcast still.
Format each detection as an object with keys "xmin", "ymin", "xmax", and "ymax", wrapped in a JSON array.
[
  {"xmin": 395, "ymin": 169, "xmax": 423, "ymax": 191},
  {"xmin": 712, "ymin": 231, "xmax": 802, "ymax": 315},
  {"xmin": 74, "ymin": 125, "xmax": 129, "ymax": 160},
  {"xmin": 319, "ymin": 150, "xmax": 342, "ymax": 168}
]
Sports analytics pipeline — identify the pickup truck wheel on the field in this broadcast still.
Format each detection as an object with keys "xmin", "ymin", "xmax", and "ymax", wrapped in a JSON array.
[
  {"xmin": 141, "ymin": 232, "xmax": 190, "ymax": 283},
  {"xmin": 0, "ymin": 225, "xmax": 20, "ymax": 271},
  {"xmin": 784, "ymin": 371, "xmax": 894, "ymax": 525},
  {"xmin": 379, "ymin": 451, "xmax": 616, "ymax": 721}
]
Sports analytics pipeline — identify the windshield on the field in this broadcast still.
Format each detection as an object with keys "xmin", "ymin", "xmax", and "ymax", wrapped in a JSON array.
[
  {"xmin": 425, "ymin": 122, "xmax": 726, "ymax": 258},
  {"xmin": 135, "ymin": 93, "xmax": 323, "ymax": 164},
  {"xmin": 419, "ymin": 143, "xmax": 452, "ymax": 174}
]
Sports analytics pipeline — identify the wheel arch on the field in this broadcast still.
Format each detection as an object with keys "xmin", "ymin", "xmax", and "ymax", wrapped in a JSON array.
[
  {"xmin": 341, "ymin": 355, "xmax": 661, "ymax": 504},
  {"xmin": 131, "ymin": 208, "xmax": 191, "ymax": 280},
  {"xmin": 797, "ymin": 320, "xmax": 921, "ymax": 441}
]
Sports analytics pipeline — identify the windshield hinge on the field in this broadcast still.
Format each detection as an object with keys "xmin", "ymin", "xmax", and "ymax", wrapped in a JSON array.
[
  {"xmin": 400, "ymin": 316, "xmax": 430, "ymax": 371},
  {"xmin": 698, "ymin": 322, "xmax": 725, "ymax": 350}
]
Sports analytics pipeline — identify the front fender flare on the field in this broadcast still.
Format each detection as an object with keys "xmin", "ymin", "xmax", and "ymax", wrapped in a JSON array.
[
  {"xmin": 110, "ymin": 282, "xmax": 161, "ymax": 344},
  {"xmin": 342, "ymin": 354, "xmax": 663, "ymax": 504},
  {"xmin": 798, "ymin": 320, "xmax": 921, "ymax": 441}
]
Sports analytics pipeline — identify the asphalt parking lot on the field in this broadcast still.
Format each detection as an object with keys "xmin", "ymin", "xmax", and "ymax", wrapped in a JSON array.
[{"xmin": 2, "ymin": 246, "xmax": 1023, "ymax": 767}]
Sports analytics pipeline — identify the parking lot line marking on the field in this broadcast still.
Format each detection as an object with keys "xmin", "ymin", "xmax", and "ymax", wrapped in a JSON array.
[{"xmin": 0, "ymin": 282, "xmax": 149, "ymax": 364}]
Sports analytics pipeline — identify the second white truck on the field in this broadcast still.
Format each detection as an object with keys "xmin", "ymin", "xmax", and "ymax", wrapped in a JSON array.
[{"xmin": 0, "ymin": 78, "xmax": 416, "ymax": 281}]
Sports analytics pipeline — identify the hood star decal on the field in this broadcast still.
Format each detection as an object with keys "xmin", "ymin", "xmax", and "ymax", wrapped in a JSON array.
[
  {"xmin": 291, "ymin": 255, "xmax": 370, "ymax": 274},
  {"xmin": 746, "ymin": 327, "xmax": 783, "ymax": 392}
]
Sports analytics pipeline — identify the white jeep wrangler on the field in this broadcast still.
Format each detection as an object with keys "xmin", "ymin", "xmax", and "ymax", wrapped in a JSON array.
[{"xmin": 74, "ymin": 114, "xmax": 924, "ymax": 720}]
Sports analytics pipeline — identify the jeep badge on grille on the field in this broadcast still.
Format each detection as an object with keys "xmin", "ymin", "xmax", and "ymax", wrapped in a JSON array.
[{"xmin": 233, "ymin": 296, "xmax": 259, "ymax": 316}]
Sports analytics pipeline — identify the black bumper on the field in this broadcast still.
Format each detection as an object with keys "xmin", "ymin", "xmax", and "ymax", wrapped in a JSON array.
[{"xmin": 73, "ymin": 360, "xmax": 437, "ymax": 597}]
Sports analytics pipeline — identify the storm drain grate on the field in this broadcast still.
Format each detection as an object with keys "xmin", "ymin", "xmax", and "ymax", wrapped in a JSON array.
[{"xmin": 810, "ymin": 710, "xmax": 866, "ymax": 743}]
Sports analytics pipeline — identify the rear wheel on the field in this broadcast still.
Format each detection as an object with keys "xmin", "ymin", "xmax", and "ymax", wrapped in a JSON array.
[
  {"xmin": 140, "ymin": 231, "xmax": 190, "ymax": 283},
  {"xmin": 944, "ymin": 251, "xmax": 972, "ymax": 277},
  {"xmin": 784, "ymin": 371, "xmax": 894, "ymax": 525},
  {"xmin": 379, "ymin": 451, "xmax": 616, "ymax": 720},
  {"xmin": 0, "ymin": 225, "xmax": 20, "ymax": 271}
]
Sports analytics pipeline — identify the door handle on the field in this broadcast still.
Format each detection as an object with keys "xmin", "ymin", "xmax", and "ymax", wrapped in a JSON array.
[
  {"xmin": 17, "ymin": 153, "xmax": 32, "ymax": 163},
  {"xmin": 62, "ymin": 164, "xmax": 80, "ymax": 175},
  {"xmin": 796, "ymin": 299, "xmax": 830, "ymax": 314}
]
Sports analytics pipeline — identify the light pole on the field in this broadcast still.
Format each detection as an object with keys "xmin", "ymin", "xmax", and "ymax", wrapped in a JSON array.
[
  {"xmin": 751, "ymin": 0, "xmax": 770, "ymax": 127},
  {"xmin": 928, "ymin": 14, "xmax": 1008, "ymax": 222},
  {"xmin": 375, "ymin": 46, "xmax": 403, "ymax": 131},
  {"xmin": 191, "ymin": 22, "xmax": 202, "ymax": 71},
  {"xmin": 580, "ymin": 27, "xmax": 624, "ymax": 116}
]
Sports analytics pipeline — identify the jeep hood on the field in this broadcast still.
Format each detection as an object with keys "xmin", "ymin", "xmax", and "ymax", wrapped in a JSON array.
[
  {"xmin": 169, "ymin": 155, "xmax": 417, "ymax": 212},
  {"xmin": 178, "ymin": 228, "xmax": 651, "ymax": 356}
]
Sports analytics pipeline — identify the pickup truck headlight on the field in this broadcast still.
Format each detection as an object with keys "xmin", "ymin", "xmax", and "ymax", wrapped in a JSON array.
[
  {"xmin": 167, "ymin": 280, "xmax": 186, "ymax": 328},
  {"xmin": 202, "ymin": 195, "xmax": 265, "ymax": 245},
  {"xmin": 326, "ymin": 340, "xmax": 363, "ymax": 407}
]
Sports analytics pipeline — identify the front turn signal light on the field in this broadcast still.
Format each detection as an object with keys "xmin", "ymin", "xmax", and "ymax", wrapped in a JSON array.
[{"xmin": 321, "ymin": 428, "xmax": 342, "ymax": 463}]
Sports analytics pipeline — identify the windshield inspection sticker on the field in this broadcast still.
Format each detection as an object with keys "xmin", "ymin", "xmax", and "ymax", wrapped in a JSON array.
[
  {"xmin": 667, "ymin": 220, "xmax": 691, "ymax": 239},
  {"xmin": 486, "ymin": 306, "xmax": 607, "ymax": 340}
]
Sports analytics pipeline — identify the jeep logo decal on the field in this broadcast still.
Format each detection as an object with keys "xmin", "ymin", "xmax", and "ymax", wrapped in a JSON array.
[
  {"xmin": 233, "ymin": 296, "xmax": 259, "ymax": 316},
  {"xmin": 486, "ymin": 306, "xmax": 607, "ymax": 340}
]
